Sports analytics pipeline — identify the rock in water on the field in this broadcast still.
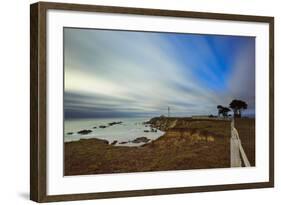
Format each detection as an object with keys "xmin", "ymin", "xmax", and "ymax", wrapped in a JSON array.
[
  {"xmin": 77, "ymin": 129, "xmax": 92, "ymax": 135},
  {"xmin": 108, "ymin": 121, "xmax": 123, "ymax": 126},
  {"xmin": 111, "ymin": 140, "xmax": 118, "ymax": 145},
  {"xmin": 119, "ymin": 141, "xmax": 128, "ymax": 144},
  {"xmin": 150, "ymin": 128, "xmax": 157, "ymax": 132},
  {"xmin": 132, "ymin": 137, "xmax": 150, "ymax": 143}
]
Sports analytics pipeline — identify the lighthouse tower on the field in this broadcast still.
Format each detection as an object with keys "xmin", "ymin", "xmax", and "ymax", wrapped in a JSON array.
[{"xmin": 168, "ymin": 106, "xmax": 170, "ymax": 117}]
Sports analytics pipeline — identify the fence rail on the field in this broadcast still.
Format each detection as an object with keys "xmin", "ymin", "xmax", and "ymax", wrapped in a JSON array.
[{"xmin": 230, "ymin": 119, "xmax": 251, "ymax": 167}]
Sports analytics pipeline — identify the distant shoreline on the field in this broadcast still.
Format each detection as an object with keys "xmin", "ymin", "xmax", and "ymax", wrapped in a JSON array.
[
  {"xmin": 64, "ymin": 115, "xmax": 256, "ymax": 121},
  {"xmin": 64, "ymin": 117, "xmax": 165, "ymax": 145}
]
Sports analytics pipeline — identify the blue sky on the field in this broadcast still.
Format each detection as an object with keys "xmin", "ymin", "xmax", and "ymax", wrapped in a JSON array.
[{"xmin": 64, "ymin": 28, "xmax": 255, "ymax": 118}]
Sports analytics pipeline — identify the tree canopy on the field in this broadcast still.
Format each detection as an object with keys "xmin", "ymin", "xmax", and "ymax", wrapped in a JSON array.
[
  {"xmin": 216, "ymin": 99, "xmax": 247, "ymax": 118},
  {"xmin": 229, "ymin": 99, "xmax": 248, "ymax": 118},
  {"xmin": 217, "ymin": 105, "xmax": 231, "ymax": 117}
]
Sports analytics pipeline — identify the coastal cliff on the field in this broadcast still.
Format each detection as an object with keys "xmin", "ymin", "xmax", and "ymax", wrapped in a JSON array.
[
  {"xmin": 148, "ymin": 117, "xmax": 230, "ymax": 135},
  {"xmin": 147, "ymin": 117, "xmax": 183, "ymax": 131}
]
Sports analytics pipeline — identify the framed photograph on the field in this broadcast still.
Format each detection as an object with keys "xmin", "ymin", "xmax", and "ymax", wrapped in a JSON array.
[{"xmin": 30, "ymin": 1, "xmax": 274, "ymax": 202}]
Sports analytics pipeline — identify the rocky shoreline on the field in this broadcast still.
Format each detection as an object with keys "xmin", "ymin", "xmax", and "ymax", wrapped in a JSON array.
[
  {"xmin": 66, "ymin": 119, "xmax": 163, "ymax": 146},
  {"xmin": 64, "ymin": 117, "xmax": 243, "ymax": 176},
  {"xmin": 68, "ymin": 121, "xmax": 124, "ymax": 136}
]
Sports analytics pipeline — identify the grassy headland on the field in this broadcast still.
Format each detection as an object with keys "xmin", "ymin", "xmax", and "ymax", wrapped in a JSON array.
[{"xmin": 63, "ymin": 117, "xmax": 246, "ymax": 176}]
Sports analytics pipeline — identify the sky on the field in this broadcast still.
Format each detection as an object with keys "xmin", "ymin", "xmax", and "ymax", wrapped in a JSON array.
[{"xmin": 64, "ymin": 28, "xmax": 255, "ymax": 119}]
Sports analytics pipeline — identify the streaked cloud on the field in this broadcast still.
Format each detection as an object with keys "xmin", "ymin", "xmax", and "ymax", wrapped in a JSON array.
[{"xmin": 64, "ymin": 28, "xmax": 255, "ymax": 118}]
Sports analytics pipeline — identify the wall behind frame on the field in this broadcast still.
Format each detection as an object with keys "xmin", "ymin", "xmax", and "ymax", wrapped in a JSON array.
[{"xmin": 0, "ymin": 0, "xmax": 279, "ymax": 205}]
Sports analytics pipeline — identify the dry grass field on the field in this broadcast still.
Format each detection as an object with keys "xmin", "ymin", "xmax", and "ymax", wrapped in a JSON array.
[
  {"xmin": 64, "ymin": 117, "xmax": 255, "ymax": 176},
  {"xmin": 235, "ymin": 118, "xmax": 255, "ymax": 166}
]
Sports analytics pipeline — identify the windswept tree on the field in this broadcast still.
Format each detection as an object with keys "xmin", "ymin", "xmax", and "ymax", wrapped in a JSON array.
[
  {"xmin": 229, "ymin": 99, "xmax": 248, "ymax": 118},
  {"xmin": 217, "ymin": 105, "xmax": 231, "ymax": 118},
  {"xmin": 217, "ymin": 105, "xmax": 223, "ymax": 117},
  {"xmin": 221, "ymin": 107, "xmax": 231, "ymax": 117}
]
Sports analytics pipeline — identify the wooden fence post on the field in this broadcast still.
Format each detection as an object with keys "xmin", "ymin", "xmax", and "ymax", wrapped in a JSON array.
[{"xmin": 231, "ymin": 119, "xmax": 242, "ymax": 167}]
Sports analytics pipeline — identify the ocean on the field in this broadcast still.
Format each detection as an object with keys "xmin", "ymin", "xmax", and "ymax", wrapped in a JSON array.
[{"xmin": 64, "ymin": 117, "xmax": 165, "ymax": 146}]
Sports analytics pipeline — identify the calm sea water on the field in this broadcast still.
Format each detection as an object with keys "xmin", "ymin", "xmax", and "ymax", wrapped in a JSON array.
[{"xmin": 64, "ymin": 117, "xmax": 165, "ymax": 146}]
